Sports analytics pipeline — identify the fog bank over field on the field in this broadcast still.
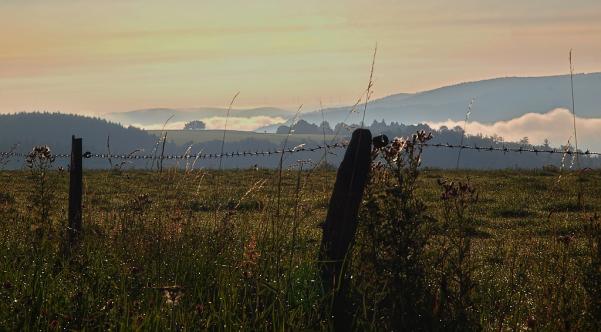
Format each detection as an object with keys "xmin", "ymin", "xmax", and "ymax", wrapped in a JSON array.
[
  {"xmin": 427, "ymin": 108, "xmax": 601, "ymax": 152},
  {"xmin": 132, "ymin": 116, "xmax": 287, "ymax": 131}
]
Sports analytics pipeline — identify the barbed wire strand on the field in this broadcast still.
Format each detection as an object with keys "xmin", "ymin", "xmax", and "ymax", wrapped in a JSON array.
[{"xmin": 1, "ymin": 142, "xmax": 599, "ymax": 161}]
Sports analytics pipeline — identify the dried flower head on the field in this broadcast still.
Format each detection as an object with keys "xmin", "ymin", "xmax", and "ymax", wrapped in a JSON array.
[
  {"xmin": 557, "ymin": 234, "xmax": 575, "ymax": 246},
  {"xmin": 26, "ymin": 145, "xmax": 55, "ymax": 170},
  {"xmin": 127, "ymin": 193, "xmax": 152, "ymax": 212},
  {"xmin": 438, "ymin": 179, "xmax": 477, "ymax": 203},
  {"xmin": 160, "ymin": 286, "xmax": 184, "ymax": 306}
]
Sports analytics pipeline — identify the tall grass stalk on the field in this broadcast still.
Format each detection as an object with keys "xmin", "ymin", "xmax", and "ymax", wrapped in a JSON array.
[
  {"xmin": 150, "ymin": 114, "xmax": 174, "ymax": 171},
  {"xmin": 274, "ymin": 105, "xmax": 302, "ymax": 279},
  {"xmin": 569, "ymin": 50, "xmax": 579, "ymax": 169},
  {"xmin": 319, "ymin": 100, "xmax": 327, "ymax": 168},
  {"xmin": 361, "ymin": 43, "xmax": 377, "ymax": 128},
  {"xmin": 569, "ymin": 50, "xmax": 586, "ymax": 208},
  {"xmin": 219, "ymin": 92, "xmax": 240, "ymax": 171},
  {"xmin": 456, "ymin": 98, "xmax": 475, "ymax": 169},
  {"xmin": 276, "ymin": 105, "xmax": 303, "ymax": 221}
]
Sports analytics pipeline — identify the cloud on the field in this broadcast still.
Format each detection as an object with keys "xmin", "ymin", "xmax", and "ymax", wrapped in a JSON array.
[
  {"xmin": 426, "ymin": 108, "xmax": 601, "ymax": 151},
  {"xmin": 132, "ymin": 116, "xmax": 285, "ymax": 131}
]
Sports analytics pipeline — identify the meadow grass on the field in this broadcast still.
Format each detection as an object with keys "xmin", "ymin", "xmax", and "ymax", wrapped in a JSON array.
[{"xmin": 0, "ymin": 166, "xmax": 600, "ymax": 330}]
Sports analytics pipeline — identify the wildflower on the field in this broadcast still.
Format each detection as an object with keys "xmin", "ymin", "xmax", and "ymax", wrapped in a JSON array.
[
  {"xmin": 240, "ymin": 236, "xmax": 261, "ymax": 278},
  {"xmin": 48, "ymin": 320, "xmax": 59, "ymax": 330},
  {"xmin": 161, "ymin": 286, "xmax": 184, "ymax": 306},
  {"xmin": 128, "ymin": 193, "xmax": 152, "ymax": 212},
  {"xmin": 26, "ymin": 146, "xmax": 55, "ymax": 169},
  {"xmin": 438, "ymin": 179, "xmax": 477, "ymax": 204},
  {"xmin": 557, "ymin": 234, "xmax": 574, "ymax": 246},
  {"xmin": 101, "ymin": 300, "xmax": 114, "ymax": 311}
]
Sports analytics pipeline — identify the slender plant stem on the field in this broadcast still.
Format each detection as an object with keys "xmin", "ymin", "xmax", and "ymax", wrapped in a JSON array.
[
  {"xmin": 569, "ymin": 50, "xmax": 585, "ymax": 208},
  {"xmin": 219, "ymin": 92, "xmax": 240, "ymax": 171},
  {"xmin": 151, "ymin": 114, "xmax": 174, "ymax": 171},
  {"xmin": 319, "ymin": 100, "xmax": 328, "ymax": 167},
  {"xmin": 361, "ymin": 43, "xmax": 377, "ymax": 128},
  {"xmin": 569, "ymin": 50, "xmax": 579, "ymax": 169},
  {"xmin": 456, "ymin": 98, "xmax": 475, "ymax": 170}
]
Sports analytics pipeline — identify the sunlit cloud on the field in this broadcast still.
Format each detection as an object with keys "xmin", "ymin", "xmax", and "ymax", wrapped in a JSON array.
[{"xmin": 426, "ymin": 108, "xmax": 601, "ymax": 151}]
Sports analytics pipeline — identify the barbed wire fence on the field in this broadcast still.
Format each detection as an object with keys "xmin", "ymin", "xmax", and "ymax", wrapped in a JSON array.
[{"xmin": 1, "ymin": 141, "xmax": 600, "ymax": 164}]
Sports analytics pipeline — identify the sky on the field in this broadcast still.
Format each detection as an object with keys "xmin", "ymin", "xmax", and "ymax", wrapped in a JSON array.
[{"xmin": 1, "ymin": 0, "xmax": 600, "ymax": 116}]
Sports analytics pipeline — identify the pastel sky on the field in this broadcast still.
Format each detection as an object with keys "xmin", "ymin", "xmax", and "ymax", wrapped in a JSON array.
[{"xmin": 1, "ymin": 0, "xmax": 600, "ymax": 115}]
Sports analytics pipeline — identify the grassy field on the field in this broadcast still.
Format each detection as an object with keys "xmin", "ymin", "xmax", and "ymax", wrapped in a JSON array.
[
  {"xmin": 147, "ymin": 129, "xmax": 337, "ymax": 145},
  {"xmin": 0, "ymin": 162, "xmax": 600, "ymax": 330}
]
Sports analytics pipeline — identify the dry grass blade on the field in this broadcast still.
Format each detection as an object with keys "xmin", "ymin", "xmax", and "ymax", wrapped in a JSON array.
[
  {"xmin": 219, "ymin": 92, "xmax": 240, "ymax": 170},
  {"xmin": 361, "ymin": 42, "xmax": 377, "ymax": 128},
  {"xmin": 150, "ymin": 114, "xmax": 175, "ymax": 171}
]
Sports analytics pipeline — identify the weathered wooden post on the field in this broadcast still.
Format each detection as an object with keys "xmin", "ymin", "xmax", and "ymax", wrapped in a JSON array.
[
  {"xmin": 68, "ymin": 135, "xmax": 83, "ymax": 244},
  {"xmin": 319, "ymin": 128, "xmax": 372, "ymax": 330}
]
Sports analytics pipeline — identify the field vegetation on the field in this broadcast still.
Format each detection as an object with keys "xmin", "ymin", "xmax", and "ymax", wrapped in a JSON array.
[{"xmin": 0, "ymin": 144, "xmax": 600, "ymax": 330}]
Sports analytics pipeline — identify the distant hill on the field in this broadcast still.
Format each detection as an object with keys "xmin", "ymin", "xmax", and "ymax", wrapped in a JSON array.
[
  {"xmin": 257, "ymin": 72, "xmax": 601, "ymax": 131},
  {"xmin": 0, "ymin": 112, "xmax": 167, "ymax": 168},
  {"xmin": 105, "ymin": 107, "xmax": 292, "ymax": 128},
  {"xmin": 102, "ymin": 73, "xmax": 601, "ymax": 133},
  {"xmin": 0, "ymin": 112, "xmax": 334, "ymax": 170}
]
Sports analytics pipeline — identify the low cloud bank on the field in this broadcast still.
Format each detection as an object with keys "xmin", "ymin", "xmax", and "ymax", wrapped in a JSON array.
[
  {"xmin": 426, "ymin": 108, "xmax": 601, "ymax": 152},
  {"xmin": 132, "ymin": 116, "xmax": 286, "ymax": 131}
]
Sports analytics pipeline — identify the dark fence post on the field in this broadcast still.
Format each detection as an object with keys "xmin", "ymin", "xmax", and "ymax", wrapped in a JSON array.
[
  {"xmin": 319, "ymin": 128, "xmax": 372, "ymax": 330},
  {"xmin": 68, "ymin": 135, "xmax": 83, "ymax": 244}
]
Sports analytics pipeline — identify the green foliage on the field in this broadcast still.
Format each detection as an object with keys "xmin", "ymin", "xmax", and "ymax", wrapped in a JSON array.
[
  {"xmin": 0, "ymin": 165, "xmax": 600, "ymax": 330},
  {"xmin": 183, "ymin": 120, "xmax": 206, "ymax": 130},
  {"xmin": 434, "ymin": 179, "xmax": 480, "ymax": 330},
  {"xmin": 352, "ymin": 131, "xmax": 436, "ymax": 330}
]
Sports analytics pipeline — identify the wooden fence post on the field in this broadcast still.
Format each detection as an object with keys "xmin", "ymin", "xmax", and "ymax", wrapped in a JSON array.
[
  {"xmin": 319, "ymin": 128, "xmax": 372, "ymax": 330},
  {"xmin": 68, "ymin": 135, "xmax": 83, "ymax": 244}
]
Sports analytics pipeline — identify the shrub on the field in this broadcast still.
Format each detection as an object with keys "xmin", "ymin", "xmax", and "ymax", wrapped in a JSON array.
[
  {"xmin": 352, "ymin": 131, "xmax": 436, "ymax": 330},
  {"xmin": 434, "ymin": 179, "xmax": 480, "ymax": 330},
  {"xmin": 25, "ymin": 146, "xmax": 56, "ymax": 231}
]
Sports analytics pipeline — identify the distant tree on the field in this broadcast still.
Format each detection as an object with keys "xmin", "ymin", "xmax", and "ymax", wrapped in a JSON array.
[
  {"xmin": 276, "ymin": 119, "xmax": 323, "ymax": 134},
  {"xmin": 334, "ymin": 122, "xmax": 353, "ymax": 135},
  {"xmin": 319, "ymin": 121, "xmax": 334, "ymax": 135},
  {"xmin": 275, "ymin": 125, "xmax": 290, "ymax": 134},
  {"xmin": 370, "ymin": 119, "xmax": 388, "ymax": 133},
  {"xmin": 519, "ymin": 136, "xmax": 530, "ymax": 145},
  {"xmin": 491, "ymin": 134, "xmax": 504, "ymax": 143},
  {"xmin": 183, "ymin": 120, "xmax": 206, "ymax": 130},
  {"xmin": 543, "ymin": 138, "xmax": 551, "ymax": 148}
]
